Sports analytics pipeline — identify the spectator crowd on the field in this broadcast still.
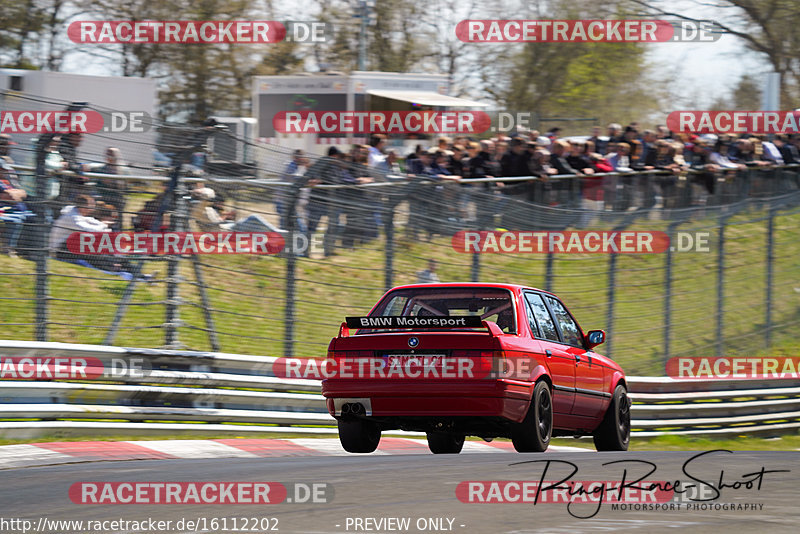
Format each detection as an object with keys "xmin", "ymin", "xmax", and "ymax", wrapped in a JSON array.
[{"xmin": 2, "ymin": 120, "xmax": 800, "ymax": 265}]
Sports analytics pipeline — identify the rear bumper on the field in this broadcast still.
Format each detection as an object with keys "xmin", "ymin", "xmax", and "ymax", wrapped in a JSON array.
[{"xmin": 322, "ymin": 379, "xmax": 533, "ymax": 423}]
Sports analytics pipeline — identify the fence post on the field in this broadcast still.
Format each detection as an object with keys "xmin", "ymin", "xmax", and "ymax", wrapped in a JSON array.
[
  {"xmin": 33, "ymin": 138, "xmax": 50, "ymax": 341},
  {"xmin": 545, "ymin": 252, "xmax": 554, "ymax": 292},
  {"xmin": 471, "ymin": 249, "xmax": 480, "ymax": 282},
  {"xmin": 663, "ymin": 221, "xmax": 681, "ymax": 364},
  {"xmin": 715, "ymin": 215, "xmax": 727, "ymax": 356},
  {"xmin": 384, "ymin": 199, "xmax": 395, "ymax": 291},
  {"xmin": 604, "ymin": 221, "xmax": 633, "ymax": 359},
  {"xmin": 164, "ymin": 176, "xmax": 188, "ymax": 348},
  {"xmin": 765, "ymin": 206, "xmax": 775, "ymax": 348},
  {"xmin": 283, "ymin": 182, "xmax": 303, "ymax": 357}
]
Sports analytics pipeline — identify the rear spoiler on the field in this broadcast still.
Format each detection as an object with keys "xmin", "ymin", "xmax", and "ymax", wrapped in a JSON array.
[{"xmin": 339, "ymin": 317, "xmax": 503, "ymax": 338}]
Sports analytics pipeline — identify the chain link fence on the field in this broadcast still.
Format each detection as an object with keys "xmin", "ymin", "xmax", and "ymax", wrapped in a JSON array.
[{"xmin": 1, "ymin": 94, "xmax": 800, "ymax": 375}]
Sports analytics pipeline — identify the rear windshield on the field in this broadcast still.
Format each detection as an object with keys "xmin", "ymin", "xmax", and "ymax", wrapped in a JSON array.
[{"xmin": 362, "ymin": 287, "xmax": 516, "ymax": 334}]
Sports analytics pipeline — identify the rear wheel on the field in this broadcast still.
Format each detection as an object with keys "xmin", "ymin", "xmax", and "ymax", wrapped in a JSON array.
[
  {"xmin": 512, "ymin": 380, "xmax": 552, "ymax": 452},
  {"xmin": 426, "ymin": 432, "xmax": 465, "ymax": 454},
  {"xmin": 593, "ymin": 384, "xmax": 630, "ymax": 451},
  {"xmin": 338, "ymin": 418, "xmax": 381, "ymax": 453}
]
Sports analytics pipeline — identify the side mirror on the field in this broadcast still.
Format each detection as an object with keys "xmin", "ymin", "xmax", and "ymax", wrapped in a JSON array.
[{"xmin": 585, "ymin": 329, "xmax": 605, "ymax": 350}]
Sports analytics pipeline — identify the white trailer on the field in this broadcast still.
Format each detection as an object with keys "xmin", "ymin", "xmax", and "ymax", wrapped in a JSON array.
[{"xmin": 0, "ymin": 69, "xmax": 157, "ymax": 170}]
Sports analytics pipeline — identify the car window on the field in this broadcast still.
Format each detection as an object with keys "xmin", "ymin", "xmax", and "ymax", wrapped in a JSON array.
[
  {"xmin": 367, "ymin": 287, "xmax": 517, "ymax": 334},
  {"xmin": 524, "ymin": 293, "xmax": 559, "ymax": 342},
  {"xmin": 545, "ymin": 296, "xmax": 583, "ymax": 347}
]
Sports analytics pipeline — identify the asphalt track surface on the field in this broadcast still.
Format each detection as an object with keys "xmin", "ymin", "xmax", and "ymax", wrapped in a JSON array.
[{"xmin": 2, "ymin": 450, "xmax": 799, "ymax": 534}]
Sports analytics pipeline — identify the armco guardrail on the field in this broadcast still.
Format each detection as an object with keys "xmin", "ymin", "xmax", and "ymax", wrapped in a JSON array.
[{"xmin": 0, "ymin": 341, "xmax": 798, "ymax": 439}]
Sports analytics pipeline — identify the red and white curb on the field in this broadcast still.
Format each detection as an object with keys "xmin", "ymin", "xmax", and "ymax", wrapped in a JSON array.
[{"xmin": 0, "ymin": 439, "xmax": 589, "ymax": 469}]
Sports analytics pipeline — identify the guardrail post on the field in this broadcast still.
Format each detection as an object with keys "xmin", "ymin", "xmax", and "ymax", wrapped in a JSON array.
[
  {"xmin": 545, "ymin": 252, "xmax": 554, "ymax": 292},
  {"xmin": 471, "ymin": 248, "xmax": 480, "ymax": 282},
  {"xmin": 765, "ymin": 206, "xmax": 775, "ymax": 348},
  {"xmin": 715, "ymin": 215, "xmax": 728, "ymax": 356}
]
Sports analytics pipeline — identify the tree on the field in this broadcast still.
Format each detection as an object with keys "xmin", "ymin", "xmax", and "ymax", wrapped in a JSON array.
[{"xmin": 630, "ymin": 0, "xmax": 800, "ymax": 108}]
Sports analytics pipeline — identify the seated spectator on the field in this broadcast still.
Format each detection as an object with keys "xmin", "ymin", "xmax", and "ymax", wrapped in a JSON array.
[
  {"xmin": 49, "ymin": 195, "xmax": 139, "ymax": 275},
  {"xmin": 196, "ymin": 194, "xmax": 280, "ymax": 234},
  {"xmin": 133, "ymin": 188, "xmax": 172, "ymax": 232},
  {"xmin": 0, "ymin": 159, "xmax": 34, "ymax": 257}
]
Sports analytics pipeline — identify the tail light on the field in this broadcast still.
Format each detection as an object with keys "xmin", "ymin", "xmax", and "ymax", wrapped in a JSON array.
[{"xmin": 451, "ymin": 350, "xmax": 506, "ymax": 379}]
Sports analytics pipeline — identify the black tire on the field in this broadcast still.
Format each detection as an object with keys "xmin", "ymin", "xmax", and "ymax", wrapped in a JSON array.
[
  {"xmin": 593, "ymin": 384, "xmax": 631, "ymax": 451},
  {"xmin": 338, "ymin": 418, "xmax": 381, "ymax": 453},
  {"xmin": 512, "ymin": 380, "xmax": 552, "ymax": 452},
  {"xmin": 426, "ymin": 432, "xmax": 465, "ymax": 454}
]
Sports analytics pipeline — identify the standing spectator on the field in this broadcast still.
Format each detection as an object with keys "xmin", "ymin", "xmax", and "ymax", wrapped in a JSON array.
[
  {"xmin": 304, "ymin": 147, "xmax": 345, "ymax": 256},
  {"xmin": 367, "ymin": 134, "xmax": 387, "ymax": 168},
  {"xmin": 56, "ymin": 132, "xmax": 90, "ymax": 206},
  {"xmin": 607, "ymin": 123, "xmax": 623, "ymax": 143},
  {"xmin": 95, "ymin": 147, "xmax": 127, "ymax": 229},
  {"xmin": 0, "ymin": 159, "xmax": 34, "ymax": 257},
  {"xmin": 550, "ymin": 140, "xmax": 582, "ymax": 175},
  {"xmin": 276, "ymin": 149, "xmax": 308, "ymax": 230},
  {"xmin": 0, "ymin": 134, "xmax": 16, "ymax": 164},
  {"xmin": 639, "ymin": 130, "xmax": 658, "ymax": 167},
  {"xmin": 608, "ymin": 143, "xmax": 634, "ymax": 172},
  {"xmin": 416, "ymin": 259, "xmax": 440, "ymax": 284},
  {"xmin": 775, "ymin": 135, "xmax": 799, "ymax": 164},
  {"xmin": 500, "ymin": 137, "xmax": 531, "ymax": 177},
  {"xmin": 588, "ymin": 126, "xmax": 607, "ymax": 154}
]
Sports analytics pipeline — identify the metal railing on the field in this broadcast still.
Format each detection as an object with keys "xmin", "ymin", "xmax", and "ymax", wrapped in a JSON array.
[{"xmin": 0, "ymin": 342, "xmax": 797, "ymax": 439}]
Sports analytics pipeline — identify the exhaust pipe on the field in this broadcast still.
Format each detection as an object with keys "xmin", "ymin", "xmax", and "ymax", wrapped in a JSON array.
[
  {"xmin": 341, "ymin": 403, "xmax": 352, "ymax": 414},
  {"xmin": 350, "ymin": 403, "xmax": 365, "ymax": 415}
]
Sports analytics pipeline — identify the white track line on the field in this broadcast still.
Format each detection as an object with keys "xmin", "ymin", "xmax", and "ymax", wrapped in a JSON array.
[
  {"xmin": 125, "ymin": 440, "xmax": 259, "ymax": 459},
  {"xmin": 288, "ymin": 438, "xmax": 389, "ymax": 455},
  {"xmin": 0, "ymin": 444, "xmax": 74, "ymax": 469}
]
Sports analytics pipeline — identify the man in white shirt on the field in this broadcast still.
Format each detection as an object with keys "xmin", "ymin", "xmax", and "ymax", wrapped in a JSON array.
[
  {"xmin": 367, "ymin": 134, "xmax": 387, "ymax": 168},
  {"xmin": 50, "ymin": 195, "xmax": 109, "ymax": 252}
]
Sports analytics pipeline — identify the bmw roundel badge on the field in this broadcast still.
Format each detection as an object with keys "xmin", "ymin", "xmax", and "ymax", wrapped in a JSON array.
[{"xmin": 407, "ymin": 336, "xmax": 419, "ymax": 348}]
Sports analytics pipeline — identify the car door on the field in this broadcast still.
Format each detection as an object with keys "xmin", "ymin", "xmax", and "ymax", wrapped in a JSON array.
[
  {"xmin": 523, "ymin": 292, "xmax": 575, "ymax": 415},
  {"xmin": 543, "ymin": 295, "xmax": 607, "ymax": 419}
]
